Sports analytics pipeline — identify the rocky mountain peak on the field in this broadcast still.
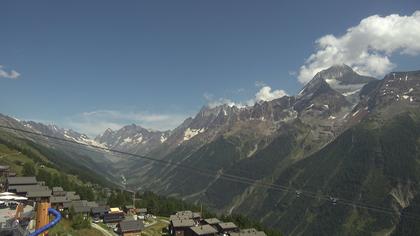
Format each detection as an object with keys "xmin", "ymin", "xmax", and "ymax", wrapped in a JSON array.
[
  {"xmin": 103, "ymin": 128, "xmax": 113, "ymax": 134},
  {"xmin": 314, "ymin": 64, "xmax": 374, "ymax": 84},
  {"xmin": 197, "ymin": 104, "xmax": 236, "ymax": 118},
  {"xmin": 314, "ymin": 64, "xmax": 353, "ymax": 80},
  {"xmin": 302, "ymin": 65, "xmax": 377, "ymax": 105},
  {"xmin": 94, "ymin": 122, "xmax": 171, "ymax": 154}
]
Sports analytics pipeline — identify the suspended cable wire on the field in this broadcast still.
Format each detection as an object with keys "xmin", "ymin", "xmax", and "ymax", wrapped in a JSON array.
[{"xmin": 1, "ymin": 124, "xmax": 420, "ymax": 220}]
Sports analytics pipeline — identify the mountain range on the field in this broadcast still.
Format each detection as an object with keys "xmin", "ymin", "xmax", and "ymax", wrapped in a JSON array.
[{"xmin": 1, "ymin": 64, "xmax": 420, "ymax": 235}]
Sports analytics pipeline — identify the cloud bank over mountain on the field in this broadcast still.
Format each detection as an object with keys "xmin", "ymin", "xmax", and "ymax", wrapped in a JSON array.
[
  {"xmin": 298, "ymin": 11, "xmax": 420, "ymax": 83},
  {"xmin": 205, "ymin": 84, "xmax": 288, "ymax": 108}
]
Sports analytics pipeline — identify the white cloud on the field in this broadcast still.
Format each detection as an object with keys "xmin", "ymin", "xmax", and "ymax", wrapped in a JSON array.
[
  {"xmin": 254, "ymin": 86, "xmax": 287, "ymax": 102},
  {"xmin": 64, "ymin": 110, "xmax": 190, "ymax": 137},
  {"xmin": 204, "ymin": 93, "xmax": 241, "ymax": 108},
  {"xmin": 298, "ymin": 11, "xmax": 420, "ymax": 83},
  {"xmin": 208, "ymin": 98, "xmax": 240, "ymax": 108},
  {"xmin": 204, "ymin": 84, "xmax": 288, "ymax": 108},
  {"xmin": 0, "ymin": 65, "xmax": 20, "ymax": 79}
]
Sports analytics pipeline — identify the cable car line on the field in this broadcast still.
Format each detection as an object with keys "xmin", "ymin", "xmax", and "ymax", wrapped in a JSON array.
[{"xmin": 1, "ymin": 124, "xmax": 420, "ymax": 220}]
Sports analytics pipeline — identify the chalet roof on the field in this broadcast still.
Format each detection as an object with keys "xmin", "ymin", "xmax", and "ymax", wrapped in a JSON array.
[
  {"xmin": 26, "ymin": 190, "xmax": 52, "ymax": 198},
  {"xmin": 190, "ymin": 225, "xmax": 218, "ymax": 235},
  {"xmin": 70, "ymin": 195, "xmax": 80, "ymax": 200},
  {"xmin": 0, "ymin": 165, "xmax": 10, "ymax": 171},
  {"xmin": 192, "ymin": 212, "xmax": 202, "ymax": 218},
  {"xmin": 217, "ymin": 222, "xmax": 238, "ymax": 230},
  {"xmin": 71, "ymin": 200, "xmax": 87, "ymax": 206},
  {"xmin": 66, "ymin": 192, "xmax": 80, "ymax": 201},
  {"xmin": 204, "ymin": 218, "xmax": 220, "ymax": 225},
  {"xmin": 52, "ymin": 187, "xmax": 64, "ymax": 192},
  {"xmin": 87, "ymin": 201, "xmax": 99, "ymax": 208},
  {"xmin": 170, "ymin": 214, "xmax": 191, "ymax": 221},
  {"xmin": 110, "ymin": 207, "xmax": 122, "ymax": 213},
  {"xmin": 229, "ymin": 229, "xmax": 267, "ymax": 236},
  {"xmin": 64, "ymin": 200, "xmax": 97, "ymax": 209},
  {"xmin": 73, "ymin": 206, "xmax": 91, "ymax": 213},
  {"xmin": 174, "ymin": 210, "xmax": 194, "ymax": 220},
  {"xmin": 63, "ymin": 200, "xmax": 98, "ymax": 213},
  {"xmin": 92, "ymin": 206, "xmax": 109, "ymax": 214},
  {"xmin": 119, "ymin": 220, "xmax": 144, "ymax": 233},
  {"xmin": 50, "ymin": 196, "xmax": 70, "ymax": 203},
  {"xmin": 7, "ymin": 177, "xmax": 37, "ymax": 185},
  {"xmin": 172, "ymin": 219, "xmax": 195, "ymax": 228},
  {"xmin": 176, "ymin": 210, "xmax": 193, "ymax": 216},
  {"xmin": 11, "ymin": 185, "xmax": 49, "ymax": 193},
  {"xmin": 103, "ymin": 212, "xmax": 125, "ymax": 223}
]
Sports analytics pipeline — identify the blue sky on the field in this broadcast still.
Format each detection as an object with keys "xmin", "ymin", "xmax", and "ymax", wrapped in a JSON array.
[{"xmin": 1, "ymin": 0, "xmax": 420, "ymax": 136}]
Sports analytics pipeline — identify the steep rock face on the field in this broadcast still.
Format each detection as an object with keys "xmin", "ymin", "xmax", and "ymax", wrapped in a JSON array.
[
  {"xmin": 98, "ymin": 65, "xmax": 373, "ymax": 162},
  {"xmin": 313, "ymin": 64, "xmax": 376, "ymax": 104},
  {"xmin": 120, "ymin": 68, "xmax": 420, "ymax": 235},
  {"xmin": 348, "ymin": 70, "xmax": 420, "ymax": 125},
  {"xmin": 295, "ymin": 76, "xmax": 350, "ymax": 114},
  {"xmin": 94, "ymin": 124, "xmax": 170, "ymax": 155},
  {"xmin": 124, "ymin": 66, "xmax": 371, "ymax": 194},
  {"xmin": 315, "ymin": 64, "xmax": 375, "ymax": 85}
]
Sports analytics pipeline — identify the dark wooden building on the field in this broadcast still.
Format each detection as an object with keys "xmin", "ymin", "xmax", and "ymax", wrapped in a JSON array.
[
  {"xmin": 117, "ymin": 220, "xmax": 144, "ymax": 236},
  {"xmin": 190, "ymin": 225, "xmax": 218, "ymax": 236},
  {"xmin": 170, "ymin": 219, "xmax": 195, "ymax": 236},
  {"xmin": 216, "ymin": 222, "xmax": 239, "ymax": 234}
]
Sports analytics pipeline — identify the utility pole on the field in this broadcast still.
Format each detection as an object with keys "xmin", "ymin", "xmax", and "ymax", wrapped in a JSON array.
[{"xmin": 127, "ymin": 189, "xmax": 141, "ymax": 208}]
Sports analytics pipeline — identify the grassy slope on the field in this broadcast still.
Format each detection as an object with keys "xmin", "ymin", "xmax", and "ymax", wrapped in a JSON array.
[
  {"xmin": 256, "ymin": 111, "xmax": 420, "ymax": 235},
  {"xmin": 0, "ymin": 143, "xmax": 75, "ymax": 182},
  {"xmin": 0, "ymin": 135, "xmax": 85, "ymax": 186},
  {"xmin": 142, "ymin": 217, "xmax": 170, "ymax": 236},
  {"xmin": 48, "ymin": 218, "xmax": 103, "ymax": 236},
  {"xmin": 0, "ymin": 130, "xmax": 108, "ymax": 235}
]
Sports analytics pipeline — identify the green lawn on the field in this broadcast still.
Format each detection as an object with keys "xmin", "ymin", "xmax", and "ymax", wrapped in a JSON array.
[
  {"xmin": 142, "ymin": 217, "xmax": 170, "ymax": 236},
  {"xmin": 48, "ymin": 218, "xmax": 103, "ymax": 236}
]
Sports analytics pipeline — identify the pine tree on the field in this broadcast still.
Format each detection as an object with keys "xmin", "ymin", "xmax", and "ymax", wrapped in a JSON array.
[{"xmin": 22, "ymin": 162, "xmax": 36, "ymax": 176}]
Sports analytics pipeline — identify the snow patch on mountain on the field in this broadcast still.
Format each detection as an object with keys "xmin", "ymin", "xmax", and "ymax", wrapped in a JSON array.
[
  {"xmin": 63, "ymin": 130, "xmax": 107, "ymax": 148},
  {"xmin": 160, "ymin": 135, "xmax": 168, "ymax": 143},
  {"xmin": 343, "ymin": 89, "xmax": 361, "ymax": 97},
  {"xmin": 123, "ymin": 137, "xmax": 133, "ymax": 144},
  {"xmin": 136, "ymin": 136, "xmax": 143, "ymax": 143},
  {"xmin": 183, "ymin": 128, "xmax": 205, "ymax": 141}
]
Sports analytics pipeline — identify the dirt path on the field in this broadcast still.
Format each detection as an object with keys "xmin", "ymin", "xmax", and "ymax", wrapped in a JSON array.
[{"xmin": 91, "ymin": 223, "xmax": 116, "ymax": 236}]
